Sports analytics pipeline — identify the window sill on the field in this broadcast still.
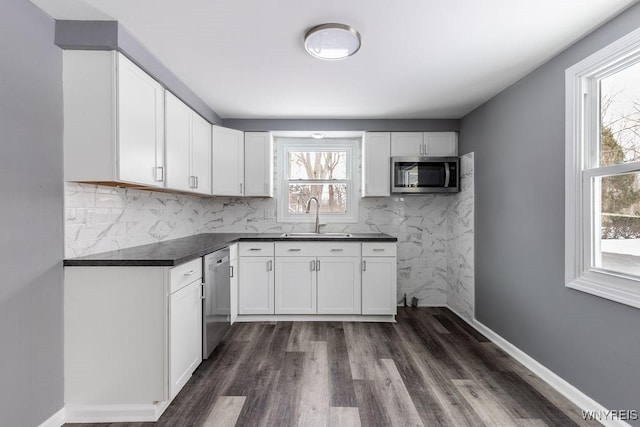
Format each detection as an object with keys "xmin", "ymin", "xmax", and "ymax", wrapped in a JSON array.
[{"xmin": 566, "ymin": 272, "xmax": 640, "ymax": 309}]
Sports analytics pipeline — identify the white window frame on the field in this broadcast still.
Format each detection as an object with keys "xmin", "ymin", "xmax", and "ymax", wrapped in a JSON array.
[
  {"xmin": 565, "ymin": 26, "xmax": 640, "ymax": 309},
  {"xmin": 276, "ymin": 138, "xmax": 359, "ymax": 224}
]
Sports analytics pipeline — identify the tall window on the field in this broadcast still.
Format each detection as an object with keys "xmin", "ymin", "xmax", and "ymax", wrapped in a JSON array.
[
  {"xmin": 566, "ymin": 27, "xmax": 640, "ymax": 308},
  {"xmin": 277, "ymin": 138, "xmax": 358, "ymax": 223}
]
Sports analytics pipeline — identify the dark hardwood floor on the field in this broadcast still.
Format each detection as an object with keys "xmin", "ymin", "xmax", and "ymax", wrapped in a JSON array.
[{"xmin": 67, "ymin": 307, "xmax": 598, "ymax": 426}]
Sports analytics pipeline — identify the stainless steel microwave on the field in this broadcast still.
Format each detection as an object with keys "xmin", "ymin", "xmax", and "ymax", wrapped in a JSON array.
[{"xmin": 391, "ymin": 157, "xmax": 459, "ymax": 193}]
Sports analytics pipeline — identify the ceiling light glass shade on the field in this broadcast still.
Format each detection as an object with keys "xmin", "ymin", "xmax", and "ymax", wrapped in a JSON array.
[{"xmin": 304, "ymin": 23, "xmax": 361, "ymax": 60}]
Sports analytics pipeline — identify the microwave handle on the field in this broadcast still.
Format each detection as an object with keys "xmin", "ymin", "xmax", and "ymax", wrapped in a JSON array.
[{"xmin": 444, "ymin": 163, "xmax": 451, "ymax": 188}]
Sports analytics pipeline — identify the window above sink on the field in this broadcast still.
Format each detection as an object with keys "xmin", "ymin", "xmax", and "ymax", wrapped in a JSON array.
[{"xmin": 276, "ymin": 137, "xmax": 359, "ymax": 224}]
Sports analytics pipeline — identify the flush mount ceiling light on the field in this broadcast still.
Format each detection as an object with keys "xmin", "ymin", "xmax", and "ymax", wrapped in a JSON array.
[{"xmin": 304, "ymin": 23, "xmax": 361, "ymax": 60}]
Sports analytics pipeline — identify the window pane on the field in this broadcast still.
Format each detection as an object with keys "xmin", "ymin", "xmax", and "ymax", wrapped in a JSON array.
[
  {"xmin": 595, "ymin": 171, "xmax": 640, "ymax": 277},
  {"xmin": 288, "ymin": 183, "xmax": 348, "ymax": 214},
  {"xmin": 600, "ymin": 61, "xmax": 640, "ymax": 166},
  {"xmin": 288, "ymin": 151, "xmax": 347, "ymax": 179}
]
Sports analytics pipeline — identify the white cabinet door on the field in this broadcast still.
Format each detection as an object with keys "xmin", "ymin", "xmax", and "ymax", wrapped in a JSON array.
[
  {"xmin": 165, "ymin": 92, "xmax": 192, "ymax": 192},
  {"xmin": 362, "ymin": 132, "xmax": 391, "ymax": 197},
  {"xmin": 212, "ymin": 125, "xmax": 244, "ymax": 196},
  {"xmin": 274, "ymin": 256, "xmax": 317, "ymax": 314},
  {"xmin": 191, "ymin": 113, "xmax": 212, "ymax": 195},
  {"xmin": 166, "ymin": 92, "xmax": 212, "ymax": 195},
  {"xmin": 117, "ymin": 54, "xmax": 165, "ymax": 187},
  {"xmin": 390, "ymin": 132, "xmax": 424, "ymax": 156},
  {"xmin": 244, "ymin": 132, "xmax": 273, "ymax": 197},
  {"xmin": 317, "ymin": 256, "xmax": 361, "ymax": 314},
  {"xmin": 169, "ymin": 279, "xmax": 202, "ymax": 400},
  {"xmin": 238, "ymin": 256, "xmax": 274, "ymax": 314},
  {"xmin": 424, "ymin": 132, "xmax": 458, "ymax": 156},
  {"xmin": 229, "ymin": 248, "xmax": 238, "ymax": 324},
  {"xmin": 362, "ymin": 257, "xmax": 397, "ymax": 315}
]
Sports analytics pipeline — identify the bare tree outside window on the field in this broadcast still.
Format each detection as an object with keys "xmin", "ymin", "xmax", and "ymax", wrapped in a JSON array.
[
  {"xmin": 597, "ymin": 61, "xmax": 640, "ymax": 276},
  {"xmin": 287, "ymin": 151, "xmax": 348, "ymax": 214}
]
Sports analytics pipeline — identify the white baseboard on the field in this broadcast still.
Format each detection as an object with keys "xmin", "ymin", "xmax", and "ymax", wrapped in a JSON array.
[
  {"xmin": 470, "ymin": 318, "xmax": 631, "ymax": 427},
  {"xmin": 64, "ymin": 401, "xmax": 170, "ymax": 423},
  {"xmin": 235, "ymin": 314, "xmax": 396, "ymax": 322},
  {"xmin": 38, "ymin": 407, "xmax": 65, "ymax": 427}
]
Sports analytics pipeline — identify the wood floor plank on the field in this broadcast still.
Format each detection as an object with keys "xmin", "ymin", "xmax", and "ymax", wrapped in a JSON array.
[
  {"xmin": 265, "ymin": 351, "xmax": 305, "ymax": 426},
  {"xmin": 286, "ymin": 321, "xmax": 313, "ymax": 352},
  {"xmin": 297, "ymin": 341, "xmax": 331, "ymax": 426},
  {"xmin": 453, "ymin": 378, "xmax": 519, "ymax": 426},
  {"xmin": 326, "ymin": 322, "xmax": 357, "ymax": 407},
  {"xmin": 233, "ymin": 365, "xmax": 280, "ymax": 427},
  {"xmin": 330, "ymin": 407, "xmax": 362, "ymax": 427},
  {"xmin": 202, "ymin": 396, "xmax": 246, "ymax": 427},
  {"xmin": 223, "ymin": 323, "xmax": 275, "ymax": 396},
  {"xmin": 353, "ymin": 379, "xmax": 394, "ymax": 427},
  {"xmin": 382, "ymin": 325, "xmax": 451, "ymax": 426},
  {"xmin": 393, "ymin": 315, "xmax": 482, "ymax": 426},
  {"xmin": 375, "ymin": 358, "xmax": 424, "ymax": 427},
  {"xmin": 344, "ymin": 322, "xmax": 377, "ymax": 380},
  {"xmin": 515, "ymin": 419, "xmax": 549, "ymax": 426}
]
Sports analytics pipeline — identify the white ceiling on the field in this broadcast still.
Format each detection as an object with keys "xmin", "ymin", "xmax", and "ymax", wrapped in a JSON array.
[{"xmin": 33, "ymin": 0, "xmax": 637, "ymax": 119}]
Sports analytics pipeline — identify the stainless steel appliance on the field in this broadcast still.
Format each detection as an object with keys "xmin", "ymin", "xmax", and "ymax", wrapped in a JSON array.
[
  {"xmin": 202, "ymin": 248, "xmax": 231, "ymax": 359},
  {"xmin": 391, "ymin": 156, "xmax": 459, "ymax": 193}
]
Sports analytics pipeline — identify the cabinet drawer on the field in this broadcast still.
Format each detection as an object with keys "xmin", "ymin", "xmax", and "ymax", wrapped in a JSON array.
[
  {"xmin": 275, "ymin": 242, "xmax": 361, "ymax": 257},
  {"xmin": 238, "ymin": 242, "xmax": 274, "ymax": 257},
  {"xmin": 170, "ymin": 258, "xmax": 202, "ymax": 294},
  {"xmin": 362, "ymin": 243, "xmax": 397, "ymax": 257}
]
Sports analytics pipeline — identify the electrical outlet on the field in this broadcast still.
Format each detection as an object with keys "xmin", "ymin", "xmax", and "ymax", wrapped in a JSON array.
[{"xmin": 85, "ymin": 209, "xmax": 95, "ymax": 229}]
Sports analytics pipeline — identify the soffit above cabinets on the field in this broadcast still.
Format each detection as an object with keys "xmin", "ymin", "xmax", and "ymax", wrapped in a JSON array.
[{"xmin": 33, "ymin": 0, "xmax": 637, "ymax": 119}]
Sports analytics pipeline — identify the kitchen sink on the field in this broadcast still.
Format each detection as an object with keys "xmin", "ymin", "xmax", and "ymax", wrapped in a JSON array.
[{"xmin": 281, "ymin": 232, "xmax": 353, "ymax": 238}]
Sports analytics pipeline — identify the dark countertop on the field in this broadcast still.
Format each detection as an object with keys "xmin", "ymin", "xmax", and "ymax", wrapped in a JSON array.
[{"xmin": 63, "ymin": 232, "xmax": 398, "ymax": 267}]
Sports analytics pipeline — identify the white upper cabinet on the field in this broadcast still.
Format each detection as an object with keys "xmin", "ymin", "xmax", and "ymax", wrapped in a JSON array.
[
  {"xmin": 191, "ymin": 114, "xmax": 212, "ymax": 195},
  {"xmin": 423, "ymin": 132, "xmax": 458, "ymax": 156},
  {"xmin": 165, "ymin": 92, "xmax": 211, "ymax": 195},
  {"xmin": 362, "ymin": 132, "xmax": 391, "ymax": 197},
  {"xmin": 165, "ymin": 92, "xmax": 191, "ymax": 192},
  {"xmin": 212, "ymin": 125, "xmax": 245, "ymax": 196},
  {"xmin": 390, "ymin": 132, "xmax": 424, "ymax": 156},
  {"xmin": 390, "ymin": 132, "xmax": 457, "ymax": 157},
  {"xmin": 63, "ymin": 50, "xmax": 165, "ymax": 187},
  {"xmin": 244, "ymin": 132, "xmax": 273, "ymax": 197}
]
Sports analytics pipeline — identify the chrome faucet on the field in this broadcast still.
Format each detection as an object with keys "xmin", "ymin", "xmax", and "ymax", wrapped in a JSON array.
[{"xmin": 305, "ymin": 197, "xmax": 321, "ymax": 234}]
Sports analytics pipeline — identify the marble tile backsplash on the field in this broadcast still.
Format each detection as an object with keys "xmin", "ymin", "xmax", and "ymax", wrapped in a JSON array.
[
  {"xmin": 65, "ymin": 153, "xmax": 474, "ymax": 310},
  {"xmin": 446, "ymin": 153, "xmax": 475, "ymax": 320}
]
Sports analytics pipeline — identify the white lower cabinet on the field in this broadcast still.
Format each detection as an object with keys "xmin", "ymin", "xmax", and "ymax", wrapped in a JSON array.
[
  {"xmin": 273, "ymin": 242, "xmax": 362, "ymax": 315},
  {"xmin": 362, "ymin": 243, "xmax": 397, "ymax": 315},
  {"xmin": 275, "ymin": 256, "xmax": 316, "ymax": 314},
  {"xmin": 238, "ymin": 243, "xmax": 275, "ymax": 314},
  {"xmin": 317, "ymin": 256, "xmax": 361, "ymax": 314},
  {"xmin": 238, "ymin": 256, "xmax": 274, "ymax": 314},
  {"xmin": 169, "ymin": 279, "xmax": 202, "ymax": 400},
  {"xmin": 64, "ymin": 258, "xmax": 203, "ymax": 422}
]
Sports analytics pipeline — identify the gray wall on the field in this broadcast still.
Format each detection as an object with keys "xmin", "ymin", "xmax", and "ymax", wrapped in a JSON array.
[
  {"xmin": 460, "ymin": 3, "xmax": 640, "ymax": 420},
  {"xmin": 0, "ymin": 0, "xmax": 64, "ymax": 425}
]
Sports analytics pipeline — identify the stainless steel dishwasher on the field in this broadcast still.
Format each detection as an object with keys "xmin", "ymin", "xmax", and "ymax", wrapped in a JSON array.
[{"xmin": 202, "ymin": 248, "xmax": 231, "ymax": 359}]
